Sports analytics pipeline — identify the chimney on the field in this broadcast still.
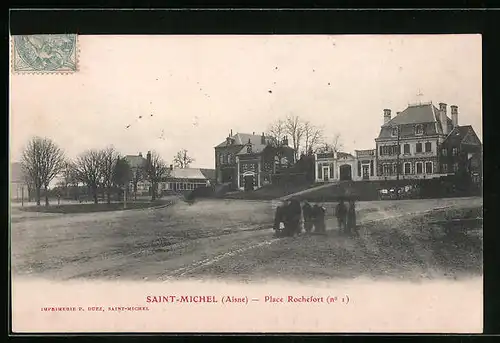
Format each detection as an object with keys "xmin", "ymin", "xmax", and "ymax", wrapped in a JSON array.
[
  {"xmin": 170, "ymin": 164, "xmax": 173, "ymax": 171},
  {"xmin": 451, "ymin": 105, "xmax": 458, "ymax": 128},
  {"xmin": 261, "ymin": 132, "xmax": 266, "ymax": 145},
  {"xmin": 230, "ymin": 129, "xmax": 233, "ymax": 137},
  {"xmin": 383, "ymin": 109, "xmax": 391, "ymax": 124},
  {"xmin": 439, "ymin": 103, "xmax": 448, "ymax": 135}
]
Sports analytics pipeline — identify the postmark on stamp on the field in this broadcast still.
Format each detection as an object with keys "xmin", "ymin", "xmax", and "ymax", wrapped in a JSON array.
[{"xmin": 12, "ymin": 34, "xmax": 78, "ymax": 73}]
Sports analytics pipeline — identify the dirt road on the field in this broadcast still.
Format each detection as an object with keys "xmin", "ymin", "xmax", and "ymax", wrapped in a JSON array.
[{"xmin": 10, "ymin": 197, "xmax": 482, "ymax": 282}]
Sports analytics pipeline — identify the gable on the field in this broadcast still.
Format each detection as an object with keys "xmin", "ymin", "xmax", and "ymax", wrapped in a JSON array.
[{"xmin": 461, "ymin": 129, "xmax": 481, "ymax": 146}]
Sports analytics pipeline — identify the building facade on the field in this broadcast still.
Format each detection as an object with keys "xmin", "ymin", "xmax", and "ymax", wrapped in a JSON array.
[
  {"xmin": 124, "ymin": 152, "xmax": 150, "ymax": 195},
  {"xmin": 10, "ymin": 162, "xmax": 29, "ymax": 201},
  {"xmin": 159, "ymin": 167, "xmax": 216, "ymax": 193},
  {"xmin": 375, "ymin": 102, "xmax": 455, "ymax": 180},
  {"xmin": 314, "ymin": 149, "xmax": 376, "ymax": 183},
  {"xmin": 438, "ymin": 125, "xmax": 482, "ymax": 184},
  {"xmin": 215, "ymin": 131, "xmax": 295, "ymax": 190}
]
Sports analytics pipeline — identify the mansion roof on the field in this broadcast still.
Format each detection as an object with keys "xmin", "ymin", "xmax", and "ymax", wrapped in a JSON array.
[
  {"xmin": 124, "ymin": 155, "xmax": 147, "ymax": 169},
  {"xmin": 377, "ymin": 103, "xmax": 453, "ymax": 139},
  {"xmin": 215, "ymin": 133, "xmax": 271, "ymax": 148}
]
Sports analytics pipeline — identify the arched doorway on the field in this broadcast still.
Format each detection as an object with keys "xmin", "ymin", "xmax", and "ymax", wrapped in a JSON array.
[
  {"xmin": 243, "ymin": 172, "xmax": 255, "ymax": 191},
  {"xmin": 339, "ymin": 164, "xmax": 352, "ymax": 181}
]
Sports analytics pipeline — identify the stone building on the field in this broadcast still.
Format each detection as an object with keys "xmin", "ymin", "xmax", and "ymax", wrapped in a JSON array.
[
  {"xmin": 214, "ymin": 131, "xmax": 295, "ymax": 190},
  {"xmin": 314, "ymin": 149, "xmax": 376, "ymax": 183},
  {"xmin": 438, "ymin": 124, "xmax": 482, "ymax": 185},
  {"xmin": 159, "ymin": 166, "xmax": 216, "ymax": 193},
  {"xmin": 375, "ymin": 102, "xmax": 455, "ymax": 180}
]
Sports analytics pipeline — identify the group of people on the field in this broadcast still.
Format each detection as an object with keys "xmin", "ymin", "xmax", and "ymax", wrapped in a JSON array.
[
  {"xmin": 335, "ymin": 198, "xmax": 358, "ymax": 236},
  {"xmin": 273, "ymin": 197, "xmax": 357, "ymax": 238}
]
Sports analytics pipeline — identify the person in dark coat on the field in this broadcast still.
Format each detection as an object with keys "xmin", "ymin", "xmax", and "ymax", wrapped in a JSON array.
[
  {"xmin": 346, "ymin": 199, "xmax": 358, "ymax": 236},
  {"xmin": 273, "ymin": 201, "xmax": 287, "ymax": 237},
  {"xmin": 335, "ymin": 199, "xmax": 348, "ymax": 233},
  {"xmin": 312, "ymin": 204, "xmax": 326, "ymax": 234},
  {"xmin": 286, "ymin": 199, "xmax": 302, "ymax": 236},
  {"xmin": 302, "ymin": 201, "xmax": 314, "ymax": 233}
]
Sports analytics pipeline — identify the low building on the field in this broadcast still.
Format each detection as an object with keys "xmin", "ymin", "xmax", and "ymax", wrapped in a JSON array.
[
  {"xmin": 314, "ymin": 149, "xmax": 376, "ymax": 183},
  {"xmin": 159, "ymin": 166, "xmax": 216, "ymax": 193},
  {"xmin": 10, "ymin": 162, "xmax": 29, "ymax": 201},
  {"xmin": 124, "ymin": 152, "xmax": 150, "ymax": 195}
]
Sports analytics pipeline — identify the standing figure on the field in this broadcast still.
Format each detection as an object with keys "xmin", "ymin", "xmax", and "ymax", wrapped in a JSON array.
[
  {"xmin": 312, "ymin": 204, "xmax": 326, "ymax": 234},
  {"xmin": 286, "ymin": 199, "xmax": 302, "ymax": 236},
  {"xmin": 302, "ymin": 201, "xmax": 314, "ymax": 233},
  {"xmin": 335, "ymin": 199, "xmax": 348, "ymax": 233},
  {"xmin": 346, "ymin": 200, "xmax": 358, "ymax": 236},
  {"xmin": 273, "ymin": 201, "xmax": 287, "ymax": 237}
]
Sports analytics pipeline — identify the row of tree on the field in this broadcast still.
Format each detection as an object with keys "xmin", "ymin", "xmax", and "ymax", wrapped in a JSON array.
[
  {"xmin": 266, "ymin": 115, "xmax": 343, "ymax": 160},
  {"xmin": 20, "ymin": 136, "xmax": 196, "ymax": 206}
]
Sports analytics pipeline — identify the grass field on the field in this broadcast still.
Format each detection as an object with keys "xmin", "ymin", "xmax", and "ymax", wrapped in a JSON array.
[{"xmin": 17, "ymin": 200, "xmax": 173, "ymax": 214}]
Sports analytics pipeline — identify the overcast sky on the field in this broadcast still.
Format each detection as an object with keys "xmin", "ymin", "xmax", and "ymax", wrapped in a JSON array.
[{"xmin": 10, "ymin": 34, "xmax": 482, "ymax": 169}]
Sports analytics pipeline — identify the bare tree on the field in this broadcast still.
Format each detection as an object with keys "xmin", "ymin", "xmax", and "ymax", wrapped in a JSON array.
[
  {"xmin": 173, "ymin": 149, "xmax": 194, "ymax": 169},
  {"xmin": 145, "ymin": 151, "xmax": 169, "ymax": 201},
  {"xmin": 74, "ymin": 149, "xmax": 104, "ymax": 204},
  {"xmin": 131, "ymin": 167, "xmax": 143, "ymax": 201},
  {"xmin": 317, "ymin": 133, "xmax": 343, "ymax": 154},
  {"xmin": 58, "ymin": 160, "xmax": 77, "ymax": 199},
  {"xmin": 266, "ymin": 119, "xmax": 286, "ymax": 147},
  {"xmin": 303, "ymin": 121, "xmax": 323, "ymax": 155},
  {"xmin": 21, "ymin": 136, "xmax": 65, "ymax": 206},
  {"xmin": 100, "ymin": 146, "xmax": 119, "ymax": 204},
  {"xmin": 285, "ymin": 115, "xmax": 305, "ymax": 161}
]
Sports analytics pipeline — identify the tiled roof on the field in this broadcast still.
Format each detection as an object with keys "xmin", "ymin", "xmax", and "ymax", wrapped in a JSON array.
[
  {"xmin": 166, "ymin": 168, "xmax": 209, "ymax": 180},
  {"xmin": 200, "ymin": 168, "xmax": 216, "ymax": 180},
  {"xmin": 377, "ymin": 103, "xmax": 453, "ymax": 139},
  {"xmin": 215, "ymin": 133, "xmax": 270, "ymax": 148},
  {"xmin": 442, "ymin": 125, "xmax": 478, "ymax": 146},
  {"xmin": 124, "ymin": 155, "xmax": 147, "ymax": 169},
  {"xmin": 10, "ymin": 162, "xmax": 25, "ymax": 183}
]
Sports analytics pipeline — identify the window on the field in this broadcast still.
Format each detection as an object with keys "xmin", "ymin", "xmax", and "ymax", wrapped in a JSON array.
[
  {"xmin": 453, "ymin": 163, "xmax": 459, "ymax": 172},
  {"xmin": 425, "ymin": 142, "xmax": 432, "ymax": 153},
  {"xmin": 223, "ymin": 154, "xmax": 228, "ymax": 164},
  {"xmin": 379, "ymin": 146, "xmax": 383, "ymax": 156},
  {"xmin": 219, "ymin": 154, "xmax": 223, "ymax": 164},
  {"xmin": 370, "ymin": 160, "xmax": 374, "ymax": 176},
  {"xmin": 317, "ymin": 164, "xmax": 322, "ymax": 179},
  {"xmin": 416, "ymin": 143, "xmax": 422, "ymax": 153},
  {"xmin": 404, "ymin": 162, "xmax": 411, "ymax": 174},
  {"xmin": 442, "ymin": 164, "xmax": 448, "ymax": 173},
  {"xmin": 330, "ymin": 163, "xmax": 334, "ymax": 178},
  {"xmin": 357, "ymin": 161, "xmax": 361, "ymax": 177},
  {"xmin": 416, "ymin": 162, "xmax": 423, "ymax": 174},
  {"xmin": 415, "ymin": 124, "xmax": 424, "ymax": 135},
  {"xmin": 452, "ymin": 147, "xmax": 459, "ymax": 156},
  {"xmin": 227, "ymin": 154, "xmax": 232, "ymax": 164},
  {"xmin": 442, "ymin": 148, "xmax": 447, "ymax": 156},
  {"xmin": 425, "ymin": 162, "xmax": 433, "ymax": 174},
  {"xmin": 391, "ymin": 127, "xmax": 398, "ymax": 137},
  {"xmin": 383, "ymin": 164, "xmax": 392, "ymax": 176},
  {"xmin": 392, "ymin": 163, "xmax": 397, "ymax": 175},
  {"xmin": 403, "ymin": 144, "xmax": 410, "ymax": 154}
]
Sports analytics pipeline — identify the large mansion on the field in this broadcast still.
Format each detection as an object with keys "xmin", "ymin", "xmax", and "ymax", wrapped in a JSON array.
[{"xmin": 313, "ymin": 101, "xmax": 482, "ymax": 183}]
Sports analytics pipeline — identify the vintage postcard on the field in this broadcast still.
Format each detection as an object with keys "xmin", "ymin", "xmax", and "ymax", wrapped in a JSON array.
[{"xmin": 9, "ymin": 34, "xmax": 483, "ymax": 333}]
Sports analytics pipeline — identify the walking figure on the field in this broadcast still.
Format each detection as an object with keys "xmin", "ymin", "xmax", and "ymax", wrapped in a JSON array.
[
  {"xmin": 312, "ymin": 204, "xmax": 326, "ymax": 234},
  {"xmin": 346, "ymin": 199, "xmax": 358, "ymax": 236},
  {"xmin": 335, "ymin": 199, "xmax": 348, "ymax": 233}
]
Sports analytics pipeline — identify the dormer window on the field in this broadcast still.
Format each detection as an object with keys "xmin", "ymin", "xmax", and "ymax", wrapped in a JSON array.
[
  {"xmin": 247, "ymin": 145, "xmax": 252, "ymax": 153},
  {"xmin": 391, "ymin": 127, "xmax": 398, "ymax": 137},
  {"xmin": 415, "ymin": 124, "xmax": 424, "ymax": 135}
]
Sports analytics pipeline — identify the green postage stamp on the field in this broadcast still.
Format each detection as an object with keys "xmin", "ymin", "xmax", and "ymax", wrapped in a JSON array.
[{"xmin": 11, "ymin": 34, "xmax": 78, "ymax": 73}]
